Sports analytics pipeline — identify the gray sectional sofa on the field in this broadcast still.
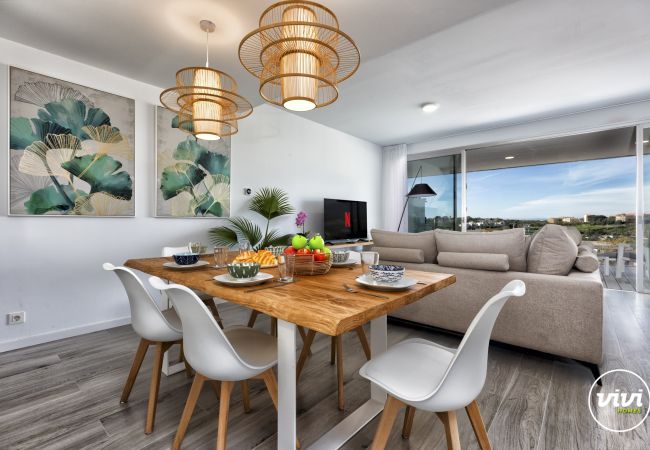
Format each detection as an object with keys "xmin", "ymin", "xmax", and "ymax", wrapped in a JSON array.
[{"xmin": 371, "ymin": 225, "xmax": 603, "ymax": 379}]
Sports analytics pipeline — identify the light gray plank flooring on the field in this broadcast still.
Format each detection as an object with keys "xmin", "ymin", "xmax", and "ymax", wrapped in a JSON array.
[{"xmin": 0, "ymin": 290, "xmax": 648, "ymax": 449}]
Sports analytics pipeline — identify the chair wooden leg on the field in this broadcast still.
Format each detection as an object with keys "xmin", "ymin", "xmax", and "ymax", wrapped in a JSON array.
[
  {"xmin": 296, "ymin": 329, "xmax": 316, "ymax": 380},
  {"xmin": 217, "ymin": 381, "xmax": 234, "ymax": 450},
  {"xmin": 336, "ymin": 335, "xmax": 344, "ymax": 410},
  {"xmin": 172, "ymin": 374, "xmax": 206, "ymax": 450},
  {"xmin": 436, "ymin": 411, "xmax": 461, "ymax": 450},
  {"xmin": 259, "ymin": 369, "xmax": 301, "ymax": 449},
  {"xmin": 241, "ymin": 380, "xmax": 251, "ymax": 413},
  {"xmin": 371, "ymin": 395, "xmax": 406, "ymax": 450},
  {"xmin": 145, "ymin": 342, "xmax": 167, "ymax": 434},
  {"xmin": 247, "ymin": 310, "xmax": 259, "ymax": 328},
  {"xmin": 466, "ymin": 400, "xmax": 492, "ymax": 450},
  {"xmin": 355, "ymin": 326, "xmax": 371, "ymax": 360},
  {"xmin": 402, "ymin": 406, "xmax": 415, "ymax": 439},
  {"xmin": 120, "ymin": 338, "xmax": 149, "ymax": 403},
  {"xmin": 330, "ymin": 336, "xmax": 336, "ymax": 365}
]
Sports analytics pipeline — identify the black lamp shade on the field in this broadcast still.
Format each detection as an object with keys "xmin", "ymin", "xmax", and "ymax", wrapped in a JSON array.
[{"xmin": 407, "ymin": 183, "xmax": 437, "ymax": 197}]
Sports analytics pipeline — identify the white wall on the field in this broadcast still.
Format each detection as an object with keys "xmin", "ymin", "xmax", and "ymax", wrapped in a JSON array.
[{"xmin": 0, "ymin": 38, "xmax": 382, "ymax": 352}]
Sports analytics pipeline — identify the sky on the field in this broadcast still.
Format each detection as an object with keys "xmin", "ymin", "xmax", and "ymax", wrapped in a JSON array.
[{"xmin": 410, "ymin": 155, "xmax": 639, "ymax": 220}]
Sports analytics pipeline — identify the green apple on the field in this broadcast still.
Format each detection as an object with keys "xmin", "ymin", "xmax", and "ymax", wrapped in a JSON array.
[
  {"xmin": 292, "ymin": 234, "xmax": 308, "ymax": 249},
  {"xmin": 323, "ymin": 247, "xmax": 332, "ymax": 255},
  {"xmin": 308, "ymin": 234, "xmax": 325, "ymax": 250}
]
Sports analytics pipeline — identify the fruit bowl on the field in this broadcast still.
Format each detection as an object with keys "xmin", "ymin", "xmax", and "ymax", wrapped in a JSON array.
[
  {"xmin": 288, "ymin": 253, "xmax": 333, "ymax": 276},
  {"xmin": 369, "ymin": 264, "xmax": 405, "ymax": 283},
  {"xmin": 227, "ymin": 262, "xmax": 261, "ymax": 279}
]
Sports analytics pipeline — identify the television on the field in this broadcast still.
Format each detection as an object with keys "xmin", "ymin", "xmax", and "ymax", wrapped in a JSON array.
[{"xmin": 323, "ymin": 198, "xmax": 368, "ymax": 242}]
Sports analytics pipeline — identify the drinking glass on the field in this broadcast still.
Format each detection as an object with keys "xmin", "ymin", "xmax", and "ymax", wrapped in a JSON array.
[
  {"xmin": 277, "ymin": 255, "xmax": 295, "ymax": 283},
  {"xmin": 213, "ymin": 246, "xmax": 228, "ymax": 268},
  {"xmin": 360, "ymin": 251, "xmax": 379, "ymax": 276},
  {"xmin": 189, "ymin": 242, "xmax": 204, "ymax": 254},
  {"xmin": 239, "ymin": 241, "xmax": 252, "ymax": 254}
]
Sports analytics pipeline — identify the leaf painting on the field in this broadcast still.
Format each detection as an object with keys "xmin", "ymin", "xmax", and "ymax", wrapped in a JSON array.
[
  {"xmin": 155, "ymin": 106, "xmax": 231, "ymax": 217},
  {"xmin": 9, "ymin": 67, "xmax": 135, "ymax": 216}
]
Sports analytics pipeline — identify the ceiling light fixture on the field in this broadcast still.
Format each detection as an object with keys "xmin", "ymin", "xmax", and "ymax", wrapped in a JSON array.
[
  {"xmin": 505, "ymin": 156, "xmax": 515, "ymax": 160},
  {"xmin": 421, "ymin": 103, "xmax": 439, "ymax": 113},
  {"xmin": 160, "ymin": 20, "xmax": 252, "ymax": 140},
  {"xmin": 238, "ymin": 1, "xmax": 360, "ymax": 112}
]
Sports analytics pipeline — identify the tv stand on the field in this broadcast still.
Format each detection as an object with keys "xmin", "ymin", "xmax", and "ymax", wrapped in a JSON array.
[{"xmin": 325, "ymin": 240, "xmax": 374, "ymax": 250}]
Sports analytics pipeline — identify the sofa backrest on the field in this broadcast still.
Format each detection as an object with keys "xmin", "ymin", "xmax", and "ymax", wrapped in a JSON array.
[
  {"xmin": 435, "ymin": 228, "xmax": 528, "ymax": 272},
  {"xmin": 370, "ymin": 228, "xmax": 437, "ymax": 263}
]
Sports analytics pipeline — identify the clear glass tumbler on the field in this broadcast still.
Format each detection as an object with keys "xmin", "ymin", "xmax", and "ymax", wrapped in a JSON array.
[
  {"xmin": 360, "ymin": 251, "xmax": 379, "ymax": 276},
  {"xmin": 213, "ymin": 246, "xmax": 228, "ymax": 268},
  {"xmin": 277, "ymin": 254, "xmax": 295, "ymax": 282}
]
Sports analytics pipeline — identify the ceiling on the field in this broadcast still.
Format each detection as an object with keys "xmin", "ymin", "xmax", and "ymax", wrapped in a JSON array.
[{"xmin": 1, "ymin": 0, "xmax": 649, "ymax": 146}]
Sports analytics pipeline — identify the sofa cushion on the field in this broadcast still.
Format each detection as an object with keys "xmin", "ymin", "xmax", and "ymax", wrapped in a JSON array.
[
  {"xmin": 437, "ymin": 252, "xmax": 509, "ymax": 272},
  {"xmin": 435, "ymin": 229, "xmax": 527, "ymax": 272},
  {"xmin": 574, "ymin": 247, "xmax": 599, "ymax": 273},
  {"xmin": 371, "ymin": 229, "xmax": 437, "ymax": 263},
  {"xmin": 527, "ymin": 224, "xmax": 578, "ymax": 275},
  {"xmin": 565, "ymin": 226, "xmax": 583, "ymax": 245},
  {"xmin": 372, "ymin": 246, "xmax": 425, "ymax": 264}
]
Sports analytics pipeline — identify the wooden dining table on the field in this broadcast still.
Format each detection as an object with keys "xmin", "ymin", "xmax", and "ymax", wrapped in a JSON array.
[{"xmin": 125, "ymin": 254, "xmax": 455, "ymax": 449}]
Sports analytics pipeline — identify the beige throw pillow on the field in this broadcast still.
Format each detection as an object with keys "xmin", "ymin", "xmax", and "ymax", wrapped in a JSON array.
[
  {"xmin": 372, "ymin": 246, "xmax": 425, "ymax": 264},
  {"xmin": 574, "ymin": 247, "xmax": 599, "ymax": 273},
  {"xmin": 527, "ymin": 224, "xmax": 578, "ymax": 275},
  {"xmin": 371, "ymin": 229, "xmax": 437, "ymax": 263}
]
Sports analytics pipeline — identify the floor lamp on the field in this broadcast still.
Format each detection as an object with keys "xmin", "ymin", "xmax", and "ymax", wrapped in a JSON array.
[{"xmin": 397, "ymin": 165, "xmax": 437, "ymax": 231}]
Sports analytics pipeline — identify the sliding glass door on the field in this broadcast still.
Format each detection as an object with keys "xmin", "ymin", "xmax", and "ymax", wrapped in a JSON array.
[
  {"xmin": 640, "ymin": 126, "xmax": 650, "ymax": 293},
  {"xmin": 406, "ymin": 154, "xmax": 460, "ymax": 232}
]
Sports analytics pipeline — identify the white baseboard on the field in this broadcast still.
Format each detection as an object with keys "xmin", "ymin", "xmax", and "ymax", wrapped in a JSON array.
[{"xmin": 0, "ymin": 316, "xmax": 132, "ymax": 353}]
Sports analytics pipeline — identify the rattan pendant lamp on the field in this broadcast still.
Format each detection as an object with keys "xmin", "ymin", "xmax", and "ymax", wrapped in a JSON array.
[
  {"xmin": 160, "ymin": 20, "xmax": 252, "ymax": 140},
  {"xmin": 239, "ymin": 1, "xmax": 360, "ymax": 112}
]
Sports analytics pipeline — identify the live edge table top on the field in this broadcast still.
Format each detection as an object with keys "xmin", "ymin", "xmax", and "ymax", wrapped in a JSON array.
[{"xmin": 124, "ymin": 256, "xmax": 456, "ymax": 337}]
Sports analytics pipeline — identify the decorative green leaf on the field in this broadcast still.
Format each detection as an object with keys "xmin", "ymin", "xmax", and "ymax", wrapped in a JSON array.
[
  {"xmin": 228, "ymin": 217, "xmax": 262, "ymax": 249},
  {"xmin": 37, "ymin": 99, "xmax": 110, "ymax": 140},
  {"xmin": 10, "ymin": 117, "xmax": 70, "ymax": 149},
  {"xmin": 197, "ymin": 152, "xmax": 230, "ymax": 176},
  {"xmin": 208, "ymin": 226, "xmax": 239, "ymax": 248},
  {"xmin": 267, "ymin": 232, "xmax": 294, "ymax": 248},
  {"xmin": 159, "ymin": 162, "xmax": 206, "ymax": 200},
  {"xmin": 192, "ymin": 192, "xmax": 223, "ymax": 217},
  {"xmin": 61, "ymin": 154, "xmax": 132, "ymax": 199},
  {"xmin": 24, "ymin": 185, "xmax": 86, "ymax": 215},
  {"xmin": 173, "ymin": 138, "xmax": 207, "ymax": 162},
  {"xmin": 249, "ymin": 187, "xmax": 294, "ymax": 221}
]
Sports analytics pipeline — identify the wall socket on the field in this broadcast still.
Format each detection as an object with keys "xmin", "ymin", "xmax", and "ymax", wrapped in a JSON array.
[{"xmin": 7, "ymin": 311, "xmax": 25, "ymax": 325}]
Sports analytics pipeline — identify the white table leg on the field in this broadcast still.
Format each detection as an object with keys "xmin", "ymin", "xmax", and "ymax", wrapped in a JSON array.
[
  {"xmin": 308, "ymin": 315, "xmax": 388, "ymax": 450},
  {"xmin": 278, "ymin": 319, "xmax": 297, "ymax": 450}
]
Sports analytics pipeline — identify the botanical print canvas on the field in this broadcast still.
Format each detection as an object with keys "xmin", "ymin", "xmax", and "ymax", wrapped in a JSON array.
[
  {"xmin": 9, "ymin": 67, "xmax": 135, "ymax": 216},
  {"xmin": 155, "ymin": 106, "xmax": 231, "ymax": 217}
]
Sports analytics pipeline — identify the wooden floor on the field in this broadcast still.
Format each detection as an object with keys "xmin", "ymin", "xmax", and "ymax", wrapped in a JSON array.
[
  {"xmin": 1, "ymin": 290, "xmax": 649, "ymax": 449},
  {"xmin": 600, "ymin": 263, "xmax": 637, "ymax": 291}
]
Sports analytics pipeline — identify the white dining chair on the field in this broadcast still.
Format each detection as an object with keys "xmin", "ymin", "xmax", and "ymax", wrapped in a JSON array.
[
  {"xmin": 359, "ymin": 280, "xmax": 526, "ymax": 450},
  {"xmin": 103, "ymin": 263, "xmax": 188, "ymax": 434},
  {"xmin": 149, "ymin": 276, "xmax": 297, "ymax": 450},
  {"xmin": 162, "ymin": 245, "xmax": 225, "ymax": 328}
]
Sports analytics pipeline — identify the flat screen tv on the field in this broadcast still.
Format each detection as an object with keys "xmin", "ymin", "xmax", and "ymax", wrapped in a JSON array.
[{"xmin": 323, "ymin": 198, "xmax": 368, "ymax": 242}]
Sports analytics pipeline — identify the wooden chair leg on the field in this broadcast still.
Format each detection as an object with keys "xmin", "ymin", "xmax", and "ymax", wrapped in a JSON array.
[
  {"xmin": 172, "ymin": 374, "xmax": 206, "ymax": 450},
  {"xmin": 296, "ymin": 329, "xmax": 316, "ymax": 380},
  {"xmin": 247, "ymin": 310, "xmax": 259, "ymax": 328},
  {"xmin": 371, "ymin": 395, "xmax": 406, "ymax": 450},
  {"xmin": 145, "ymin": 342, "xmax": 167, "ymax": 434},
  {"xmin": 217, "ymin": 381, "xmax": 234, "ymax": 450},
  {"xmin": 259, "ymin": 369, "xmax": 301, "ymax": 448},
  {"xmin": 402, "ymin": 406, "xmax": 415, "ymax": 439},
  {"xmin": 336, "ymin": 335, "xmax": 344, "ymax": 410},
  {"xmin": 120, "ymin": 338, "xmax": 149, "ymax": 403},
  {"xmin": 355, "ymin": 326, "xmax": 371, "ymax": 360},
  {"xmin": 241, "ymin": 380, "xmax": 251, "ymax": 413},
  {"xmin": 436, "ymin": 411, "xmax": 461, "ymax": 450},
  {"xmin": 466, "ymin": 400, "xmax": 492, "ymax": 450},
  {"xmin": 330, "ymin": 336, "xmax": 336, "ymax": 365}
]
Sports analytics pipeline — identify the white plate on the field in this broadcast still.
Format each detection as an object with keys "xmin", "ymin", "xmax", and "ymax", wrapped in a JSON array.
[
  {"xmin": 163, "ymin": 260, "xmax": 210, "ymax": 269},
  {"xmin": 214, "ymin": 272, "xmax": 274, "ymax": 287},
  {"xmin": 355, "ymin": 274, "xmax": 417, "ymax": 291},
  {"xmin": 332, "ymin": 260, "xmax": 358, "ymax": 267}
]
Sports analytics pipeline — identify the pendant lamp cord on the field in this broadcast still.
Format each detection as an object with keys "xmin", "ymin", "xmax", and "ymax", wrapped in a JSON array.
[{"xmin": 205, "ymin": 30, "xmax": 209, "ymax": 68}]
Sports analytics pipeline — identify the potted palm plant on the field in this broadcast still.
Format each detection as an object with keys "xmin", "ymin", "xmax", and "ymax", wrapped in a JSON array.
[{"xmin": 208, "ymin": 187, "xmax": 294, "ymax": 250}]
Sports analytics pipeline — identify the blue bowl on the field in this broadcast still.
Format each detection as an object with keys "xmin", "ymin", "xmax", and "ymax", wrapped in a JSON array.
[
  {"xmin": 173, "ymin": 252, "xmax": 200, "ymax": 265},
  {"xmin": 369, "ymin": 264, "xmax": 405, "ymax": 283}
]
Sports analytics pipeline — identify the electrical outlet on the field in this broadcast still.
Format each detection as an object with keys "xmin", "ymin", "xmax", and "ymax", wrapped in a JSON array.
[{"xmin": 7, "ymin": 311, "xmax": 25, "ymax": 325}]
